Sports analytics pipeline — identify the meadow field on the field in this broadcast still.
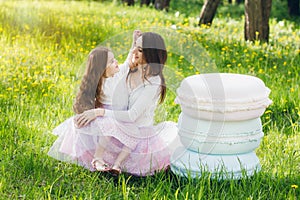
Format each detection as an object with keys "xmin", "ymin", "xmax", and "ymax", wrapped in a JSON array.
[{"xmin": 0, "ymin": 0, "xmax": 299, "ymax": 199}]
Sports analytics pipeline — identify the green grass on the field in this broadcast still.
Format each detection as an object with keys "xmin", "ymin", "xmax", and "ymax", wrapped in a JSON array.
[{"xmin": 0, "ymin": 0, "xmax": 299, "ymax": 199}]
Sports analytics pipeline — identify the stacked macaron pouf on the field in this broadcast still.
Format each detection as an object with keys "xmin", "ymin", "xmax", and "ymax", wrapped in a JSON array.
[{"xmin": 171, "ymin": 73, "xmax": 272, "ymax": 179}]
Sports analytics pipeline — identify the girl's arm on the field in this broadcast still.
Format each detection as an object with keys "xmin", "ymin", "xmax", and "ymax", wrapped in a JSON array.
[
  {"xmin": 119, "ymin": 30, "xmax": 142, "ymax": 73},
  {"xmin": 74, "ymin": 80, "xmax": 160, "ymax": 127}
]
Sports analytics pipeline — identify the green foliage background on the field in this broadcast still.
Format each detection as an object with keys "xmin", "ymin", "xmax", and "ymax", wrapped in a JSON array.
[{"xmin": 0, "ymin": 0, "xmax": 299, "ymax": 199}]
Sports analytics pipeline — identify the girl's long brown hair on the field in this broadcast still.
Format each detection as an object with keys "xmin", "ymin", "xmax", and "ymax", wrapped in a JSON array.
[{"xmin": 73, "ymin": 47, "xmax": 110, "ymax": 114}]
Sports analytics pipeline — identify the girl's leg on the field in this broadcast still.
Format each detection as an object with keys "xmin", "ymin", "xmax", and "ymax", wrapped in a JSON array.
[
  {"xmin": 94, "ymin": 142, "xmax": 106, "ymax": 159},
  {"xmin": 92, "ymin": 137, "xmax": 110, "ymax": 171}
]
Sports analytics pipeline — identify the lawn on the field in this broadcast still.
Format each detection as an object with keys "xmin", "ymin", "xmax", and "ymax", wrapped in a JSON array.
[{"xmin": 0, "ymin": 0, "xmax": 299, "ymax": 199}]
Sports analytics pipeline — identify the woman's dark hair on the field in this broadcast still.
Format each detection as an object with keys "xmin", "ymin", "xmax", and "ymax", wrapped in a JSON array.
[{"xmin": 142, "ymin": 32, "xmax": 167, "ymax": 104}]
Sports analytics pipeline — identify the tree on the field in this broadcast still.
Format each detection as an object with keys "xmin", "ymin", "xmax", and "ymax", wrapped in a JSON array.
[
  {"xmin": 140, "ymin": 0, "xmax": 154, "ymax": 6},
  {"xmin": 122, "ymin": 0, "xmax": 134, "ymax": 6},
  {"xmin": 288, "ymin": 0, "xmax": 300, "ymax": 16},
  {"xmin": 154, "ymin": 0, "xmax": 171, "ymax": 10},
  {"xmin": 199, "ymin": 0, "xmax": 221, "ymax": 26},
  {"xmin": 228, "ymin": 0, "xmax": 244, "ymax": 4},
  {"xmin": 141, "ymin": 0, "xmax": 170, "ymax": 11},
  {"xmin": 244, "ymin": 0, "xmax": 272, "ymax": 42}
]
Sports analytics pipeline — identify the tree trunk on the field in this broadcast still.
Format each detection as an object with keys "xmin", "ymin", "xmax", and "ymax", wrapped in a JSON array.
[
  {"xmin": 288, "ymin": 0, "xmax": 300, "ymax": 16},
  {"xmin": 261, "ymin": 0, "xmax": 272, "ymax": 42},
  {"xmin": 122, "ymin": 0, "xmax": 134, "ymax": 6},
  {"xmin": 154, "ymin": 0, "xmax": 171, "ymax": 11},
  {"xmin": 244, "ymin": 0, "xmax": 272, "ymax": 42},
  {"xmin": 228, "ymin": 0, "xmax": 232, "ymax": 4},
  {"xmin": 141, "ymin": 0, "xmax": 154, "ymax": 6},
  {"xmin": 199, "ymin": 0, "xmax": 221, "ymax": 26}
]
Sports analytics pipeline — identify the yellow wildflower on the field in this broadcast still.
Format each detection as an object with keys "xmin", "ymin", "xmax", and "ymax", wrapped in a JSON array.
[{"xmin": 291, "ymin": 185, "xmax": 298, "ymax": 189}]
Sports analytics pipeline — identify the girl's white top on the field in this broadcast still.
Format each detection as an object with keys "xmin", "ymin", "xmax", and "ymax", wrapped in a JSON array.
[{"xmin": 101, "ymin": 61, "xmax": 129, "ymax": 106}]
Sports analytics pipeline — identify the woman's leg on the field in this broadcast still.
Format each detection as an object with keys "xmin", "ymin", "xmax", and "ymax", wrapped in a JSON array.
[{"xmin": 110, "ymin": 146, "xmax": 132, "ymax": 174}]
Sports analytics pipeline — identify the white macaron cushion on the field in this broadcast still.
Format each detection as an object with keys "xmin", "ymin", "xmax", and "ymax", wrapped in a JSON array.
[
  {"xmin": 175, "ymin": 73, "xmax": 272, "ymax": 121},
  {"xmin": 177, "ymin": 112, "xmax": 263, "ymax": 154},
  {"xmin": 178, "ymin": 112, "xmax": 262, "ymax": 135},
  {"xmin": 178, "ymin": 129, "xmax": 263, "ymax": 154},
  {"xmin": 170, "ymin": 147, "xmax": 261, "ymax": 180}
]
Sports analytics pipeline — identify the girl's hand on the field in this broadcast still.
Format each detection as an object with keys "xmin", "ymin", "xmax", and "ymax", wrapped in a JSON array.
[
  {"xmin": 74, "ymin": 109, "xmax": 104, "ymax": 128},
  {"xmin": 133, "ymin": 30, "xmax": 142, "ymax": 45}
]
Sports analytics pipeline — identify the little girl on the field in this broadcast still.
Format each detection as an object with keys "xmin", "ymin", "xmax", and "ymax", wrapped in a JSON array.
[{"xmin": 48, "ymin": 30, "xmax": 142, "ymax": 172}]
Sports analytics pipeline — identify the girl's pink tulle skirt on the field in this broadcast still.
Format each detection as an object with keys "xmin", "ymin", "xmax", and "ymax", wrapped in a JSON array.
[{"xmin": 48, "ymin": 115, "xmax": 179, "ymax": 176}]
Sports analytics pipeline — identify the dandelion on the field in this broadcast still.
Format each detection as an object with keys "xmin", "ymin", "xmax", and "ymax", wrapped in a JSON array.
[
  {"xmin": 32, "ymin": 82, "xmax": 38, "ymax": 87},
  {"xmin": 48, "ymin": 84, "xmax": 55, "ymax": 90},
  {"xmin": 24, "ymin": 24, "xmax": 30, "ymax": 30},
  {"xmin": 175, "ymin": 71, "xmax": 183, "ymax": 77},
  {"xmin": 290, "ymin": 88, "xmax": 294, "ymax": 93},
  {"xmin": 265, "ymin": 110, "xmax": 272, "ymax": 114},
  {"xmin": 291, "ymin": 185, "xmax": 298, "ymax": 189}
]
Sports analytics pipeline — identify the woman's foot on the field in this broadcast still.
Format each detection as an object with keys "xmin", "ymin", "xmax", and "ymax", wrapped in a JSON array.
[
  {"xmin": 91, "ymin": 158, "xmax": 110, "ymax": 172},
  {"xmin": 109, "ymin": 165, "xmax": 121, "ymax": 176}
]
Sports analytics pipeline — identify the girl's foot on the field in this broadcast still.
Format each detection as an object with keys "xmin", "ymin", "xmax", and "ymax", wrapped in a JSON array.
[{"xmin": 91, "ymin": 158, "xmax": 110, "ymax": 172}]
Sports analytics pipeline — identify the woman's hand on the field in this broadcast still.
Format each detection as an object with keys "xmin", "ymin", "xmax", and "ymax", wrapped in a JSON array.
[{"xmin": 74, "ymin": 108, "xmax": 105, "ymax": 128}]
